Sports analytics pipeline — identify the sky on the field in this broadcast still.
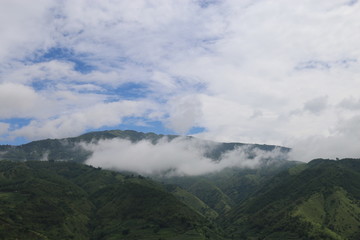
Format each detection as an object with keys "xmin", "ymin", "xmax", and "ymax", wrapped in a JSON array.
[{"xmin": 1, "ymin": 0, "xmax": 360, "ymax": 161}]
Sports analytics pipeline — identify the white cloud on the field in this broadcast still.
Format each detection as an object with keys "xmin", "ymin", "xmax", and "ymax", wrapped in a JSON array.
[
  {"xmin": 0, "ymin": 0, "xmax": 57, "ymax": 61},
  {"xmin": 0, "ymin": 83, "xmax": 47, "ymax": 118},
  {"xmin": 166, "ymin": 95, "xmax": 203, "ymax": 134},
  {"xmin": 0, "ymin": 123, "xmax": 9, "ymax": 136},
  {"xmin": 338, "ymin": 97, "xmax": 360, "ymax": 110},
  {"xmin": 335, "ymin": 115, "xmax": 360, "ymax": 138},
  {"xmin": 3, "ymin": 61, "xmax": 75, "ymax": 85},
  {"xmin": 84, "ymin": 137, "xmax": 285, "ymax": 176},
  {"xmin": 13, "ymin": 100, "xmax": 155, "ymax": 140},
  {"xmin": 0, "ymin": 0, "xmax": 360, "ymax": 161},
  {"xmin": 289, "ymin": 134, "xmax": 360, "ymax": 162},
  {"xmin": 2, "ymin": 60, "xmax": 134, "ymax": 87},
  {"xmin": 303, "ymin": 96, "xmax": 329, "ymax": 114},
  {"xmin": 289, "ymin": 114, "xmax": 360, "ymax": 161}
]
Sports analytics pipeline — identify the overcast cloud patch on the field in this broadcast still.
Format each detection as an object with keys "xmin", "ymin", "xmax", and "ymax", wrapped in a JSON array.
[{"xmin": 1, "ymin": 0, "xmax": 360, "ymax": 161}]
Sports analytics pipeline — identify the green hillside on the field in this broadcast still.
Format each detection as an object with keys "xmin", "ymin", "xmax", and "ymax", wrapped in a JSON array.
[
  {"xmin": 165, "ymin": 185, "xmax": 219, "ymax": 220},
  {"xmin": 187, "ymin": 180, "xmax": 234, "ymax": 215},
  {"xmin": 1, "ymin": 157, "xmax": 360, "ymax": 239},
  {"xmin": 0, "ymin": 161, "xmax": 226, "ymax": 240},
  {"xmin": 223, "ymin": 158, "xmax": 360, "ymax": 240},
  {"xmin": 2, "ymin": 131, "xmax": 360, "ymax": 239},
  {"xmin": 160, "ymin": 161, "xmax": 298, "ymax": 216}
]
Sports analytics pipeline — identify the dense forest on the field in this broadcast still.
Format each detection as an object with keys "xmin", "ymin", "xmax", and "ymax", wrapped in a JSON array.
[{"xmin": 1, "ymin": 130, "xmax": 360, "ymax": 239}]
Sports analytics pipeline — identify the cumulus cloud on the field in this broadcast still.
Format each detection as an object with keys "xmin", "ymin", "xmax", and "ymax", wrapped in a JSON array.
[
  {"xmin": 166, "ymin": 95, "xmax": 203, "ymax": 134},
  {"xmin": 289, "ymin": 114, "xmax": 360, "ymax": 161},
  {"xmin": 0, "ymin": 83, "xmax": 47, "ymax": 118},
  {"xmin": 0, "ymin": 0, "xmax": 56, "ymax": 61},
  {"xmin": 12, "ymin": 100, "xmax": 155, "ymax": 140},
  {"xmin": 335, "ymin": 115, "xmax": 360, "ymax": 138},
  {"xmin": 0, "ymin": 123, "xmax": 9, "ymax": 136},
  {"xmin": 84, "ymin": 137, "xmax": 287, "ymax": 176},
  {"xmin": 303, "ymin": 96, "xmax": 328, "ymax": 114},
  {"xmin": 1, "ymin": 0, "xmax": 360, "ymax": 162},
  {"xmin": 338, "ymin": 97, "xmax": 360, "ymax": 110},
  {"xmin": 289, "ymin": 134, "xmax": 360, "ymax": 162}
]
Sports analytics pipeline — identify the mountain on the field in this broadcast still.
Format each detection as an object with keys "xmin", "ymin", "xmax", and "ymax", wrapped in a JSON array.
[
  {"xmin": 223, "ymin": 158, "xmax": 360, "ymax": 240},
  {"xmin": 3, "ymin": 130, "xmax": 360, "ymax": 239},
  {"xmin": 0, "ymin": 160, "xmax": 226, "ymax": 240},
  {"xmin": 0, "ymin": 129, "xmax": 290, "ymax": 163},
  {"xmin": 0, "ymin": 129, "xmax": 296, "ymax": 238},
  {"xmin": 3, "ymin": 157, "xmax": 360, "ymax": 239},
  {"xmin": 160, "ymin": 160, "xmax": 298, "ymax": 216}
]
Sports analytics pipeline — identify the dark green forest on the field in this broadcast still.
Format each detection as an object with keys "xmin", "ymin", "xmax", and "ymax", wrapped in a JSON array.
[
  {"xmin": 1, "ymin": 130, "xmax": 360, "ymax": 239},
  {"xmin": 0, "ymin": 161, "xmax": 225, "ymax": 240}
]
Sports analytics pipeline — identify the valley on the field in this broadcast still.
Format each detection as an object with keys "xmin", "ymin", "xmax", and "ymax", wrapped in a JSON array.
[{"xmin": 0, "ymin": 130, "xmax": 359, "ymax": 239}]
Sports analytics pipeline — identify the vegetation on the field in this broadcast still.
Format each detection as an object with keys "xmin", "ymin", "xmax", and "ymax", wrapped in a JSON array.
[
  {"xmin": 160, "ymin": 161, "xmax": 298, "ymax": 215},
  {"xmin": 223, "ymin": 158, "xmax": 360, "ymax": 239},
  {"xmin": 1, "ymin": 131, "xmax": 360, "ymax": 239},
  {"xmin": 0, "ymin": 161, "xmax": 225, "ymax": 240}
]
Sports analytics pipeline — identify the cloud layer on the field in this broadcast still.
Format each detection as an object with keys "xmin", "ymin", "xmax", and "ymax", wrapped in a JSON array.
[
  {"xmin": 84, "ymin": 137, "xmax": 286, "ymax": 176},
  {"xmin": 1, "ymin": 0, "xmax": 360, "ymax": 161}
]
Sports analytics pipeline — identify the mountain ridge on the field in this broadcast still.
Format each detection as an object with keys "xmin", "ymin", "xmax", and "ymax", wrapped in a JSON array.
[
  {"xmin": 0, "ymin": 129, "xmax": 290, "ymax": 163},
  {"xmin": 0, "ymin": 160, "xmax": 226, "ymax": 240},
  {"xmin": 2, "ymin": 130, "xmax": 360, "ymax": 239},
  {"xmin": 223, "ymin": 158, "xmax": 360, "ymax": 239}
]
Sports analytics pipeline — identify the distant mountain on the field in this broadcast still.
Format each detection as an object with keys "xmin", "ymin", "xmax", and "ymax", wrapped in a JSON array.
[
  {"xmin": 0, "ymin": 160, "xmax": 226, "ymax": 240},
  {"xmin": 6, "ymin": 130, "xmax": 360, "ymax": 239},
  {"xmin": 223, "ymin": 158, "xmax": 360, "ymax": 240},
  {"xmin": 1, "ymin": 131, "xmax": 360, "ymax": 239},
  {"xmin": 0, "ymin": 130, "xmax": 295, "ymax": 230},
  {"xmin": 0, "ymin": 129, "xmax": 290, "ymax": 163}
]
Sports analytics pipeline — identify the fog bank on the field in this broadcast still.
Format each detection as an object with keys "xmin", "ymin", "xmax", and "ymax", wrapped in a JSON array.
[
  {"xmin": 83, "ymin": 137, "xmax": 287, "ymax": 176},
  {"xmin": 289, "ymin": 135, "xmax": 360, "ymax": 162}
]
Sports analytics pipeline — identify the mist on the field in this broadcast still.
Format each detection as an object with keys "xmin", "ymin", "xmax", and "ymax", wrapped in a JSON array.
[
  {"xmin": 289, "ymin": 135, "xmax": 360, "ymax": 162},
  {"xmin": 83, "ymin": 137, "xmax": 287, "ymax": 176}
]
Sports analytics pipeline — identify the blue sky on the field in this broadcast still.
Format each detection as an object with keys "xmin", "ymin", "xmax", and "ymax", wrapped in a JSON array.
[
  {"xmin": 1, "ymin": 45, "xmax": 171, "ymax": 144},
  {"xmin": 1, "ymin": 0, "xmax": 360, "ymax": 161}
]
